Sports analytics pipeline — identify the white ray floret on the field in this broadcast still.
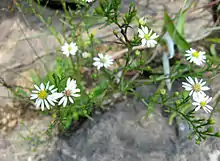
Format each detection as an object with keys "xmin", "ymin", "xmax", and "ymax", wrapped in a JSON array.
[
  {"xmin": 58, "ymin": 78, "xmax": 80, "ymax": 107},
  {"xmin": 192, "ymin": 93, "xmax": 213, "ymax": 113},
  {"xmin": 93, "ymin": 53, "xmax": 114, "ymax": 70},
  {"xmin": 182, "ymin": 76, "xmax": 210, "ymax": 98},
  {"xmin": 185, "ymin": 48, "xmax": 206, "ymax": 66},
  {"xmin": 30, "ymin": 82, "xmax": 58, "ymax": 111},
  {"xmin": 139, "ymin": 16, "xmax": 147, "ymax": 26},
  {"xmin": 61, "ymin": 42, "xmax": 78, "ymax": 57},
  {"xmin": 82, "ymin": 52, "xmax": 91, "ymax": 58},
  {"xmin": 85, "ymin": 0, "xmax": 94, "ymax": 2},
  {"xmin": 138, "ymin": 26, "xmax": 159, "ymax": 48}
]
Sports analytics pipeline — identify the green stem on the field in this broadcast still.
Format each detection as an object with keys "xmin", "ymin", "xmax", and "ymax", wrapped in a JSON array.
[{"xmin": 119, "ymin": 46, "xmax": 132, "ymax": 90}]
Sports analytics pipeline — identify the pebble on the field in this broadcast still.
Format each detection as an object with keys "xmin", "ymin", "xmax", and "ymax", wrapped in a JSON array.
[
  {"xmin": 7, "ymin": 120, "xmax": 17, "ymax": 128},
  {"xmin": 1, "ymin": 118, "xmax": 7, "ymax": 125},
  {"xmin": 6, "ymin": 114, "xmax": 10, "ymax": 120}
]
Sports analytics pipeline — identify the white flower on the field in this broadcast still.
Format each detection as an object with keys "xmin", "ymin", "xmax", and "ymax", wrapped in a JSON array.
[
  {"xmin": 138, "ymin": 26, "xmax": 159, "ymax": 48},
  {"xmin": 58, "ymin": 78, "xmax": 80, "ymax": 107},
  {"xmin": 85, "ymin": 0, "xmax": 94, "ymax": 2},
  {"xmin": 139, "ymin": 16, "xmax": 147, "ymax": 26},
  {"xmin": 93, "ymin": 53, "xmax": 114, "ymax": 70},
  {"xmin": 61, "ymin": 42, "xmax": 78, "ymax": 57},
  {"xmin": 185, "ymin": 48, "xmax": 206, "ymax": 66},
  {"xmin": 82, "ymin": 52, "xmax": 91, "ymax": 58},
  {"xmin": 30, "ymin": 82, "xmax": 58, "ymax": 111},
  {"xmin": 192, "ymin": 93, "xmax": 213, "ymax": 113},
  {"xmin": 182, "ymin": 76, "xmax": 210, "ymax": 98}
]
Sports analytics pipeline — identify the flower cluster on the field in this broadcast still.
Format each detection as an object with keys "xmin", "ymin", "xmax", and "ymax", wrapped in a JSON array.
[
  {"xmin": 61, "ymin": 42, "xmax": 114, "ymax": 70},
  {"xmin": 30, "ymin": 41, "xmax": 115, "ymax": 110},
  {"xmin": 182, "ymin": 47, "xmax": 212, "ymax": 113},
  {"xmin": 30, "ymin": 78, "xmax": 80, "ymax": 111},
  {"xmin": 182, "ymin": 76, "xmax": 212, "ymax": 113},
  {"xmin": 137, "ymin": 17, "xmax": 159, "ymax": 48}
]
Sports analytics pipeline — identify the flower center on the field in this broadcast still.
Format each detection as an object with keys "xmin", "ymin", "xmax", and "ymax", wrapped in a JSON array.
[
  {"xmin": 65, "ymin": 90, "xmax": 71, "ymax": 96},
  {"xmin": 200, "ymin": 101, "xmax": 206, "ymax": 107},
  {"xmin": 192, "ymin": 51, "xmax": 199, "ymax": 58},
  {"xmin": 100, "ymin": 58, "xmax": 106, "ymax": 64},
  {"xmin": 193, "ymin": 84, "xmax": 201, "ymax": 92},
  {"xmin": 144, "ymin": 34, "xmax": 150, "ymax": 40},
  {"xmin": 38, "ymin": 90, "xmax": 48, "ymax": 99},
  {"xmin": 68, "ymin": 46, "xmax": 72, "ymax": 51}
]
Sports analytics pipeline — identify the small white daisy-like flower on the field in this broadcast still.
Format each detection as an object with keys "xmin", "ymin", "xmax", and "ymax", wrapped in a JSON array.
[
  {"xmin": 138, "ymin": 26, "xmax": 159, "ymax": 48},
  {"xmin": 58, "ymin": 78, "xmax": 80, "ymax": 107},
  {"xmin": 61, "ymin": 42, "xmax": 78, "ymax": 57},
  {"xmin": 30, "ymin": 82, "xmax": 58, "ymax": 111},
  {"xmin": 82, "ymin": 52, "xmax": 91, "ymax": 58},
  {"xmin": 139, "ymin": 16, "xmax": 147, "ymax": 26},
  {"xmin": 93, "ymin": 53, "xmax": 114, "ymax": 70},
  {"xmin": 192, "ymin": 93, "xmax": 213, "ymax": 113},
  {"xmin": 185, "ymin": 48, "xmax": 206, "ymax": 66},
  {"xmin": 182, "ymin": 76, "xmax": 210, "ymax": 98},
  {"xmin": 85, "ymin": 0, "xmax": 94, "ymax": 2}
]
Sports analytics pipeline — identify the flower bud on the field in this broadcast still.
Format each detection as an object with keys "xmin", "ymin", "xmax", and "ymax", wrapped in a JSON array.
[
  {"xmin": 196, "ymin": 139, "xmax": 201, "ymax": 145},
  {"xmin": 215, "ymin": 132, "xmax": 220, "ymax": 137},
  {"xmin": 208, "ymin": 118, "xmax": 216, "ymax": 125},
  {"xmin": 174, "ymin": 91, "xmax": 179, "ymax": 96},
  {"xmin": 207, "ymin": 126, "xmax": 214, "ymax": 133},
  {"xmin": 135, "ymin": 50, "xmax": 141, "ymax": 56},
  {"xmin": 92, "ymin": 73, "xmax": 97, "ymax": 79},
  {"xmin": 113, "ymin": 29, "xmax": 118, "ymax": 35},
  {"xmin": 145, "ymin": 66, "xmax": 151, "ymax": 72},
  {"xmin": 160, "ymin": 89, "xmax": 166, "ymax": 95},
  {"xmin": 139, "ymin": 17, "xmax": 147, "ymax": 26},
  {"xmin": 125, "ymin": 13, "xmax": 129, "ymax": 20}
]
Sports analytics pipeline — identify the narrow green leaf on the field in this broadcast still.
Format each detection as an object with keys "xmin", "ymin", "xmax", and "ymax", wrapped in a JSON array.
[
  {"xmin": 206, "ymin": 38, "xmax": 220, "ymax": 43},
  {"xmin": 176, "ymin": 11, "xmax": 186, "ymax": 36},
  {"xmin": 169, "ymin": 112, "xmax": 177, "ymax": 125},
  {"xmin": 210, "ymin": 44, "xmax": 217, "ymax": 57},
  {"xmin": 15, "ymin": 88, "xmax": 29, "ymax": 97},
  {"xmin": 52, "ymin": 73, "xmax": 60, "ymax": 87},
  {"xmin": 164, "ymin": 11, "xmax": 190, "ymax": 51}
]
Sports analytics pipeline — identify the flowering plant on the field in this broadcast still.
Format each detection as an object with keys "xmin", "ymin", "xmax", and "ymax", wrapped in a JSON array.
[{"xmin": 11, "ymin": 0, "xmax": 220, "ymax": 144}]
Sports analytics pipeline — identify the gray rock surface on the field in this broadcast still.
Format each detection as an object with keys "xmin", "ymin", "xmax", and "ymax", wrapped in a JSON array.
[
  {"xmin": 47, "ymin": 101, "xmax": 177, "ymax": 161},
  {"xmin": 46, "ymin": 84, "xmax": 220, "ymax": 161},
  {"xmin": 45, "ymin": 103, "xmax": 220, "ymax": 161}
]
